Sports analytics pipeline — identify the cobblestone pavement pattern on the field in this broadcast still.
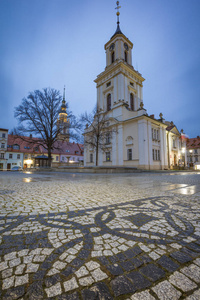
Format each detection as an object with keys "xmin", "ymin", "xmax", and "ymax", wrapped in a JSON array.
[{"xmin": 0, "ymin": 171, "xmax": 200, "ymax": 299}]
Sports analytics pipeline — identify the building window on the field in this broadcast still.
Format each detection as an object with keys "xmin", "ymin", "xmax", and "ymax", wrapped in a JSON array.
[
  {"xmin": 152, "ymin": 129, "xmax": 154, "ymax": 140},
  {"xmin": 62, "ymin": 157, "xmax": 64, "ymax": 161},
  {"xmin": 13, "ymin": 144, "xmax": 20, "ymax": 150},
  {"xmin": 25, "ymin": 155, "xmax": 28, "ymax": 159},
  {"xmin": 56, "ymin": 156, "xmax": 59, "ymax": 161},
  {"xmin": 1, "ymin": 143, "xmax": 5, "ymax": 149},
  {"xmin": 157, "ymin": 130, "xmax": 159, "ymax": 140},
  {"xmin": 0, "ymin": 153, "xmax": 4, "ymax": 158},
  {"xmin": 2, "ymin": 133, "xmax": 6, "ymax": 138},
  {"xmin": 130, "ymin": 82, "xmax": 134, "ymax": 87},
  {"xmin": 154, "ymin": 129, "xmax": 156, "ymax": 140},
  {"xmin": 124, "ymin": 51, "xmax": 128, "ymax": 62},
  {"xmin": 106, "ymin": 152, "xmax": 111, "ymax": 161},
  {"xmin": 111, "ymin": 51, "xmax": 115, "ymax": 63},
  {"xmin": 127, "ymin": 149, "xmax": 132, "ymax": 160},
  {"xmin": 194, "ymin": 149, "xmax": 198, "ymax": 154},
  {"xmin": 17, "ymin": 154, "xmax": 20, "ymax": 159},
  {"xmin": 90, "ymin": 153, "xmax": 93, "ymax": 163},
  {"xmin": 105, "ymin": 133, "xmax": 111, "ymax": 144},
  {"xmin": 106, "ymin": 81, "xmax": 111, "ymax": 88},
  {"xmin": 152, "ymin": 149, "xmax": 154, "ymax": 160},
  {"xmin": 173, "ymin": 139, "xmax": 176, "ymax": 148},
  {"xmin": 158, "ymin": 150, "xmax": 160, "ymax": 160},
  {"xmin": 107, "ymin": 94, "xmax": 111, "ymax": 111},
  {"xmin": 195, "ymin": 156, "xmax": 198, "ymax": 162},
  {"xmin": 9, "ymin": 154, "xmax": 12, "ymax": 159},
  {"xmin": 130, "ymin": 93, "xmax": 134, "ymax": 111},
  {"xmin": 155, "ymin": 150, "xmax": 158, "ymax": 160}
]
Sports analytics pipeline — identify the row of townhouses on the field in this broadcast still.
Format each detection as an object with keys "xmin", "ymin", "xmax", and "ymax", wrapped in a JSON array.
[{"xmin": 0, "ymin": 128, "xmax": 84, "ymax": 170}]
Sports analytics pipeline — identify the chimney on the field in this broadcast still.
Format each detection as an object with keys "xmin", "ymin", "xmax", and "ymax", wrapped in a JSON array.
[{"xmin": 30, "ymin": 134, "xmax": 32, "ymax": 139}]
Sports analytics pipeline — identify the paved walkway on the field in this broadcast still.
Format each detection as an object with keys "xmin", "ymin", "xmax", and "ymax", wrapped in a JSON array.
[{"xmin": 0, "ymin": 171, "xmax": 200, "ymax": 299}]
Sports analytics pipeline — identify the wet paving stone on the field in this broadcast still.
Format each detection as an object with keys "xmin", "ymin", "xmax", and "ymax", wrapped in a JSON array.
[
  {"xmin": 170, "ymin": 251, "xmax": 193, "ymax": 264},
  {"xmin": 127, "ymin": 271, "xmax": 151, "ymax": 289},
  {"xmin": 157, "ymin": 255, "xmax": 180, "ymax": 272},
  {"xmin": 140, "ymin": 264, "xmax": 166, "ymax": 282},
  {"xmin": 1, "ymin": 172, "xmax": 200, "ymax": 299},
  {"xmin": 111, "ymin": 275, "xmax": 136, "ymax": 296},
  {"xmin": 81, "ymin": 282, "xmax": 113, "ymax": 300}
]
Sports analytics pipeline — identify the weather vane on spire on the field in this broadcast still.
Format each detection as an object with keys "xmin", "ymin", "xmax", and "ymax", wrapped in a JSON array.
[{"xmin": 115, "ymin": 1, "xmax": 121, "ymax": 25}]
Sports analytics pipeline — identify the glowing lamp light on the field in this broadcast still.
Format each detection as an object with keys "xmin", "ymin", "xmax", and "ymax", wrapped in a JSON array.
[
  {"xmin": 181, "ymin": 148, "xmax": 186, "ymax": 153},
  {"xmin": 26, "ymin": 159, "xmax": 33, "ymax": 165}
]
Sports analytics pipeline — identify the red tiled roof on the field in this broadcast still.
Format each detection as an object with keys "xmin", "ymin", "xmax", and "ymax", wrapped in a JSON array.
[
  {"xmin": 186, "ymin": 137, "xmax": 200, "ymax": 149},
  {"xmin": 7, "ymin": 135, "xmax": 84, "ymax": 156},
  {"xmin": 7, "ymin": 135, "xmax": 42, "ymax": 153}
]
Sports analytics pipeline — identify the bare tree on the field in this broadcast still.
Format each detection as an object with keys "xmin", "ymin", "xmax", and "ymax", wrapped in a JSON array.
[
  {"xmin": 81, "ymin": 107, "xmax": 116, "ymax": 166},
  {"xmin": 14, "ymin": 87, "xmax": 79, "ymax": 167}
]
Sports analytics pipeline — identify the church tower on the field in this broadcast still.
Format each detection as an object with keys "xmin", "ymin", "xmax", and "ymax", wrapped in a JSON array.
[
  {"xmin": 95, "ymin": 1, "xmax": 145, "ymax": 115},
  {"xmin": 57, "ymin": 86, "xmax": 70, "ymax": 141},
  {"xmin": 84, "ymin": 1, "xmax": 169, "ymax": 170}
]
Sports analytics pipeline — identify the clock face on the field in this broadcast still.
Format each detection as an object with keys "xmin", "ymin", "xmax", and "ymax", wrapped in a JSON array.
[
  {"xmin": 124, "ymin": 43, "xmax": 129, "ymax": 51},
  {"xmin": 109, "ymin": 43, "xmax": 115, "ymax": 51}
]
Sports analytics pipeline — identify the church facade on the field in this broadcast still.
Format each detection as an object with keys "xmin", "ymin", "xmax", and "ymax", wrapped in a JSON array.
[{"xmin": 84, "ymin": 5, "xmax": 187, "ymax": 170}]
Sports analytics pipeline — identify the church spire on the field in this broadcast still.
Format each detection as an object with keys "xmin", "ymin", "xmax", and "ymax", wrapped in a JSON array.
[
  {"xmin": 111, "ymin": 1, "xmax": 123, "ymax": 38},
  {"xmin": 63, "ymin": 85, "xmax": 66, "ymax": 104},
  {"xmin": 115, "ymin": 1, "xmax": 121, "ymax": 26}
]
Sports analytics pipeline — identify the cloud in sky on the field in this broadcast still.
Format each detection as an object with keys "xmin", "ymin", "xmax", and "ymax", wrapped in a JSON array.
[{"xmin": 0, "ymin": 0, "xmax": 200, "ymax": 137}]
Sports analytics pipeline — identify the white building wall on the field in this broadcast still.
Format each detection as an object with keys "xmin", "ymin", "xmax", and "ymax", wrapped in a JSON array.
[
  {"xmin": 118, "ymin": 125, "xmax": 123, "ymax": 165},
  {"xmin": 138, "ymin": 119, "xmax": 148, "ymax": 168}
]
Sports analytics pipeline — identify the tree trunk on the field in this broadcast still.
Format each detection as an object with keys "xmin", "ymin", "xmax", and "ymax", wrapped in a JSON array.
[
  {"xmin": 48, "ymin": 149, "xmax": 52, "ymax": 167},
  {"xmin": 96, "ymin": 142, "xmax": 99, "ymax": 166}
]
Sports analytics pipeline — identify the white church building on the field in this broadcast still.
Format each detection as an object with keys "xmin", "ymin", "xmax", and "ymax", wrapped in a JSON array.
[{"xmin": 84, "ymin": 3, "xmax": 187, "ymax": 170}]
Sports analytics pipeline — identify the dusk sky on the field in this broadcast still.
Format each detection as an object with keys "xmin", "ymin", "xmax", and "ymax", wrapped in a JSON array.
[{"xmin": 0, "ymin": 0, "xmax": 200, "ymax": 138}]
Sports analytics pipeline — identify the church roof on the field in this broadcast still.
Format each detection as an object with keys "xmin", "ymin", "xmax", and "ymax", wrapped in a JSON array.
[{"xmin": 111, "ymin": 24, "xmax": 123, "ymax": 39}]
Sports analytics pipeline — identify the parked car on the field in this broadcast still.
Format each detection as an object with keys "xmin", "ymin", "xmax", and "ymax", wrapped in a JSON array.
[{"xmin": 11, "ymin": 166, "xmax": 23, "ymax": 171}]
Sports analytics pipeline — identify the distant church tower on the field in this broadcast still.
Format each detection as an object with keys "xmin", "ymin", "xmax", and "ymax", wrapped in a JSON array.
[{"xmin": 57, "ymin": 86, "xmax": 69, "ymax": 141}]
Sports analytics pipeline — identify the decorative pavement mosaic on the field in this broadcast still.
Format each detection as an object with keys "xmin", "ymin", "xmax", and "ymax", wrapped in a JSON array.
[{"xmin": 0, "ymin": 171, "xmax": 200, "ymax": 299}]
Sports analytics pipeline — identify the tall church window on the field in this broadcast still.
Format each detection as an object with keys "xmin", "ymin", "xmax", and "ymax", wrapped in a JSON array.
[
  {"xmin": 107, "ymin": 94, "xmax": 111, "ymax": 111},
  {"xmin": 90, "ymin": 153, "xmax": 93, "ymax": 163},
  {"xmin": 124, "ymin": 51, "xmax": 128, "ymax": 63},
  {"xmin": 130, "ymin": 93, "xmax": 134, "ymax": 111},
  {"xmin": 111, "ymin": 51, "xmax": 115, "ymax": 63},
  {"xmin": 127, "ymin": 149, "xmax": 132, "ymax": 160}
]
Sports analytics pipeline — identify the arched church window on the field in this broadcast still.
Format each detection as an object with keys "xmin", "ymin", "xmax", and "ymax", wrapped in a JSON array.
[
  {"xmin": 107, "ymin": 94, "xmax": 111, "ymax": 111},
  {"xmin": 130, "ymin": 93, "xmax": 134, "ymax": 111},
  {"xmin": 111, "ymin": 51, "xmax": 115, "ymax": 63},
  {"xmin": 124, "ymin": 51, "xmax": 128, "ymax": 63}
]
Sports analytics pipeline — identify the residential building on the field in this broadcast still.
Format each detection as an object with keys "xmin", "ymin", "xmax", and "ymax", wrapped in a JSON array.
[
  {"xmin": 187, "ymin": 136, "xmax": 200, "ymax": 169},
  {"xmin": 0, "ymin": 128, "xmax": 8, "ymax": 170}
]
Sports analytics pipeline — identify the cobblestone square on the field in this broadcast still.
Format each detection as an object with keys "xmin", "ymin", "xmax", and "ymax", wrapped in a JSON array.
[{"xmin": 0, "ymin": 171, "xmax": 200, "ymax": 299}]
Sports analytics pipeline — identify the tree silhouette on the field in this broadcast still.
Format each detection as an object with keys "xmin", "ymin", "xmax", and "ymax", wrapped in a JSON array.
[{"xmin": 14, "ymin": 87, "xmax": 79, "ymax": 167}]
